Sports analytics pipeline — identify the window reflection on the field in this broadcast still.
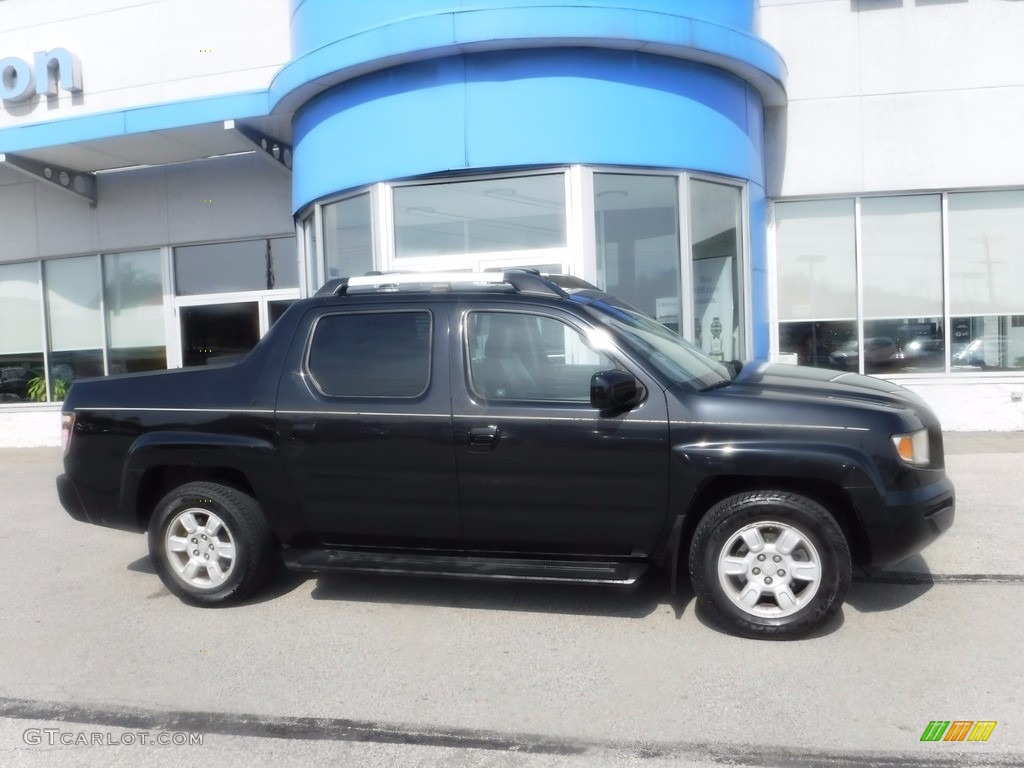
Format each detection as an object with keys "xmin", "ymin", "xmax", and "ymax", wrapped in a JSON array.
[
  {"xmin": 104, "ymin": 250, "xmax": 166, "ymax": 373},
  {"xmin": 174, "ymin": 237, "xmax": 298, "ymax": 296},
  {"xmin": 323, "ymin": 194, "xmax": 372, "ymax": 281},
  {"xmin": 0, "ymin": 262, "xmax": 44, "ymax": 402},
  {"xmin": 952, "ymin": 316, "xmax": 1024, "ymax": 372},
  {"xmin": 45, "ymin": 256, "xmax": 104, "ymax": 399},
  {"xmin": 779, "ymin": 321, "xmax": 856, "ymax": 370},
  {"xmin": 776, "ymin": 190, "xmax": 1024, "ymax": 377},
  {"xmin": 594, "ymin": 173, "xmax": 680, "ymax": 332},
  {"xmin": 394, "ymin": 175, "xmax": 566, "ymax": 257},
  {"xmin": 776, "ymin": 199, "xmax": 857, "ymax": 323},
  {"xmin": 690, "ymin": 179, "xmax": 744, "ymax": 360}
]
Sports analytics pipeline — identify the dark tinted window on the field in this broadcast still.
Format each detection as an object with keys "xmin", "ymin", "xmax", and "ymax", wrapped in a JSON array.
[{"xmin": 308, "ymin": 311, "xmax": 431, "ymax": 397}]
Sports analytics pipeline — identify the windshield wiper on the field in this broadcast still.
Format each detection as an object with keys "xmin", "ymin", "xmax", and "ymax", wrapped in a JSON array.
[{"xmin": 699, "ymin": 379, "xmax": 733, "ymax": 393}]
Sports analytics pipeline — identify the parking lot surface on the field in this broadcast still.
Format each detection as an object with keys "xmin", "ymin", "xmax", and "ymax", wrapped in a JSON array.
[{"xmin": 2, "ymin": 434, "xmax": 1022, "ymax": 767}]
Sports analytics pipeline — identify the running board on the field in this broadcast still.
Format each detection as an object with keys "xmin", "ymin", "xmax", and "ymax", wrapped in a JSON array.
[{"xmin": 282, "ymin": 548, "xmax": 649, "ymax": 585}]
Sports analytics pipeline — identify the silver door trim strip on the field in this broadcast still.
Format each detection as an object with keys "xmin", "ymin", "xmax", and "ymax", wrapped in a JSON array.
[
  {"xmin": 670, "ymin": 420, "xmax": 870, "ymax": 432},
  {"xmin": 75, "ymin": 407, "xmax": 276, "ymax": 415}
]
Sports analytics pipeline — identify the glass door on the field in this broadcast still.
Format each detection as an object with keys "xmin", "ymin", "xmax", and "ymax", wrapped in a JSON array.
[{"xmin": 175, "ymin": 292, "xmax": 299, "ymax": 367}]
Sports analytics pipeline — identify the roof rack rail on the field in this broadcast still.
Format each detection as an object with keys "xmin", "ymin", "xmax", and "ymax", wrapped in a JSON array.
[{"xmin": 313, "ymin": 270, "xmax": 569, "ymax": 298}]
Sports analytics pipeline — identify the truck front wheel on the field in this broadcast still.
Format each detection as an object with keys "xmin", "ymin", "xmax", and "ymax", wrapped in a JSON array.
[
  {"xmin": 689, "ymin": 491, "xmax": 852, "ymax": 639},
  {"xmin": 148, "ymin": 481, "xmax": 275, "ymax": 606}
]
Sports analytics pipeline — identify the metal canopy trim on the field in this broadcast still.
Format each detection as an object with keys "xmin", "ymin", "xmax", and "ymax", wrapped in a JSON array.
[
  {"xmin": 0, "ymin": 152, "xmax": 97, "ymax": 205},
  {"xmin": 225, "ymin": 120, "xmax": 292, "ymax": 174}
]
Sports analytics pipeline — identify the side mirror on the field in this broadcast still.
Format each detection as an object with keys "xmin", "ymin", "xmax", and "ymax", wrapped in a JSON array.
[{"xmin": 590, "ymin": 370, "xmax": 640, "ymax": 411}]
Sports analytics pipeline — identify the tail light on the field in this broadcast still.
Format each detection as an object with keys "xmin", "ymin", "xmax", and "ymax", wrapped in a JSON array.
[{"xmin": 61, "ymin": 412, "xmax": 75, "ymax": 456}]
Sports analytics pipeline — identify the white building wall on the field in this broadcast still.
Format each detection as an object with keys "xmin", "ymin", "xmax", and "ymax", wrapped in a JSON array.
[
  {"xmin": 0, "ymin": 152, "xmax": 294, "ymax": 261},
  {"xmin": 0, "ymin": 0, "xmax": 289, "ymax": 128},
  {"xmin": 759, "ymin": 0, "xmax": 1024, "ymax": 197}
]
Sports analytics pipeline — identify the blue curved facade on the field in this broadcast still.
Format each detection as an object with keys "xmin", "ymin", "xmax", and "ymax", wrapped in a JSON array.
[
  {"xmin": 286, "ymin": 0, "xmax": 782, "ymax": 358},
  {"xmin": 293, "ymin": 49, "xmax": 765, "ymax": 209}
]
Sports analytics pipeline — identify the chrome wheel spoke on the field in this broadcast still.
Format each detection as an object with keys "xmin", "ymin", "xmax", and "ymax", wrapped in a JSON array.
[
  {"xmin": 773, "ymin": 584, "xmax": 798, "ymax": 611},
  {"xmin": 721, "ymin": 556, "xmax": 748, "ymax": 576},
  {"xmin": 182, "ymin": 560, "xmax": 202, "ymax": 581},
  {"xmin": 215, "ymin": 540, "xmax": 236, "ymax": 561},
  {"xmin": 179, "ymin": 512, "xmax": 199, "ymax": 535},
  {"xmin": 790, "ymin": 559, "xmax": 821, "ymax": 583},
  {"xmin": 740, "ymin": 527, "xmax": 766, "ymax": 553},
  {"xmin": 206, "ymin": 516, "xmax": 223, "ymax": 536},
  {"xmin": 775, "ymin": 528, "xmax": 803, "ymax": 556},
  {"xmin": 206, "ymin": 561, "xmax": 226, "ymax": 586},
  {"xmin": 738, "ymin": 582, "xmax": 762, "ymax": 608},
  {"xmin": 168, "ymin": 536, "xmax": 190, "ymax": 553}
]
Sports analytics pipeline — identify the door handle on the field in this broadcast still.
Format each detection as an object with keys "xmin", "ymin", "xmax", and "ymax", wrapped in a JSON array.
[
  {"xmin": 292, "ymin": 420, "xmax": 317, "ymax": 440},
  {"xmin": 468, "ymin": 425, "xmax": 499, "ymax": 447}
]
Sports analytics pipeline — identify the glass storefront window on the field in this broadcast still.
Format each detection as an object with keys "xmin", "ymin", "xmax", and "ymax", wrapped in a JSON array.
[
  {"xmin": 174, "ymin": 237, "xmax": 298, "ymax": 296},
  {"xmin": 860, "ymin": 196, "xmax": 945, "ymax": 374},
  {"xmin": 104, "ymin": 250, "xmax": 166, "ymax": 374},
  {"xmin": 594, "ymin": 173, "xmax": 681, "ymax": 331},
  {"xmin": 690, "ymin": 179, "xmax": 744, "ymax": 361},
  {"xmin": 948, "ymin": 191, "xmax": 1024, "ymax": 375},
  {"xmin": 776, "ymin": 199, "xmax": 856, "ymax": 323},
  {"xmin": 866, "ymin": 317, "xmax": 944, "ymax": 374},
  {"xmin": 862, "ymin": 195, "xmax": 943, "ymax": 318},
  {"xmin": 952, "ymin": 315, "xmax": 1024, "ymax": 372},
  {"xmin": 775, "ymin": 189, "xmax": 1024, "ymax": 377},
  {"xmin": 306, "ymin": 168, "xmax": 750, "ymax": 359},
  {"xmin": 45, "ymin": 256, "xmax": 104, "ymax": 399},
  {"xmin": 323, "ymin": 193, "xmax": 372, "ymax": 281},
  {"xmin": 949, "ymin": 190, "xmax": 1024, "ymax": 317},
  {"xmin": 394, "ymin": 174, "xmax": 566, "ymax": 257},
  {"xmin": 778, "ymin": 320, "xmax": 856, "ymax": 370},
  {"xmin": 0, "ymin": 262, "xmax": 44, "ymax": 403}
]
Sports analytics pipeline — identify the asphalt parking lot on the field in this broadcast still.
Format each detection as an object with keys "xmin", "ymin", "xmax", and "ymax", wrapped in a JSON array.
[{"xmin": 1, "ymin": 433, "xmax": 1023, "ymax": 767}]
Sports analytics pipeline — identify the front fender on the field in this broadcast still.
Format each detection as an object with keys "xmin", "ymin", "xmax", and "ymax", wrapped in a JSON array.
[{"xmin": 673, "ymin": 439, "xmax": 882, "ymax": 493}]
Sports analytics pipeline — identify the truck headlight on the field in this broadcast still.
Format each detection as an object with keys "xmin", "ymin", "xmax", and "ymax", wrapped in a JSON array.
[{"xmin": 892, "ymin": 428, "xmax": 930, "ymax": 466}]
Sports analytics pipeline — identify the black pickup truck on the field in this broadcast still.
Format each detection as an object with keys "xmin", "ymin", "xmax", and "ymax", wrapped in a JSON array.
[{"xmin": 57, "ymin": 271, "xmax": 955, "ymax": 638}]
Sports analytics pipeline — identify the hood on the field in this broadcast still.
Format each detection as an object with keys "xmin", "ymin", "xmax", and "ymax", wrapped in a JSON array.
[{"xmin": 726, "ymin": 362, "xmax": 929, "ymax": 411}]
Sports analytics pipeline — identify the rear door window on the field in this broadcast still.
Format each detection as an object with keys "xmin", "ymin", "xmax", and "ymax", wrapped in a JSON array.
[{"xmin": 307, "ymin": 310, "xmax": 432, "ymax": 398}]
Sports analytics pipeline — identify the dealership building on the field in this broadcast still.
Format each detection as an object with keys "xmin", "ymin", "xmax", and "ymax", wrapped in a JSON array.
[{"xmin": 1, "ymin": 0, "xmax": 1022, "ymax": 445}]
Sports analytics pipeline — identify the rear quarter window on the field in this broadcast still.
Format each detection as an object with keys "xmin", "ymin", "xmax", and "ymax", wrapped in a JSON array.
[{"xmin": 307, "ymin": 310, "xmax": 431, "ymax": 398}]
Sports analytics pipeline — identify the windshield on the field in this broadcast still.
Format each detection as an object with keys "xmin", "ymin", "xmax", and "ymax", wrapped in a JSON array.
[{"xmin": 584, "ymin": 298, "xmax": 733, "ymax": 391}]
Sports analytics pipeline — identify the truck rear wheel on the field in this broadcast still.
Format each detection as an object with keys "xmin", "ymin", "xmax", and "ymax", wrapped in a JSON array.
[
  {"xmin": 148, "ymin": 481, "xmax": 275, "ymax": 606},
  {"xmin": 689, "ymin": 491, "xmax": 851, "ymax": 639}
]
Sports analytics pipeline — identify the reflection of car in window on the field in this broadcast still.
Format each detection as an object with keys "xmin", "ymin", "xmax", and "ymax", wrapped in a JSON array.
[
  {"xmin": 892, "ymin": 338, "xmax": 945, "ymax": 371},
  {"xmin": 828, "ymin": 337, "xmax": 897, "ymax": 372},
  {"xmin": 0, "ymin": 366, "xmax": 32, "ymax": 402},
  {"xmin": 953, "ymin": 337, "xmax": 1024, "ymax": 371}
]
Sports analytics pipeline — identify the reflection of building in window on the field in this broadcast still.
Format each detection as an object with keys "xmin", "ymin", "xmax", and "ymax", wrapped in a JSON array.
[{"xmin": 775, "ymin": 190, "xmax": 1024, "ymax": 376}]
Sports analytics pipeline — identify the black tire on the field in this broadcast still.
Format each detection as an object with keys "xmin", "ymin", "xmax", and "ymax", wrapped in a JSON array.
[
  {"xmin": 148, "ymin": 481, "xmax": 275, "ymax": 606},
  {"xmin": 688, "ymin": 491, "xmax": 851, "ymax": 639}
]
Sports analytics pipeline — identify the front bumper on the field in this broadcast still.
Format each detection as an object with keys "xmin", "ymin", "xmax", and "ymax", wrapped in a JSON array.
[{"xmin": 852, "ymin": 476, "xmax": 955, "ymax": 567}]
